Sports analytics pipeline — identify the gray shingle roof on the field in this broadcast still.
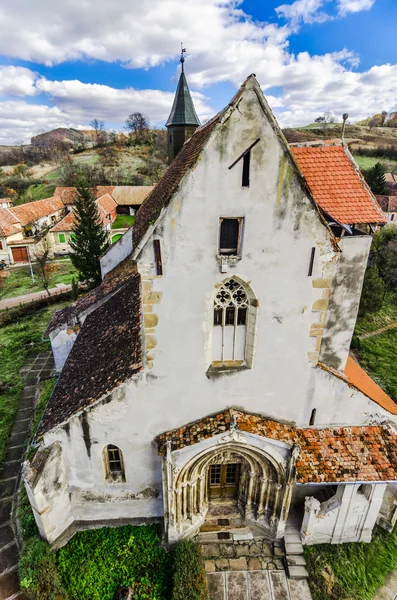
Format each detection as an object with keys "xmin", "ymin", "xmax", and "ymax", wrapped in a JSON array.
[{"xmin": 165, "ymin": 72, "xmax": 201, "ymax": 127}]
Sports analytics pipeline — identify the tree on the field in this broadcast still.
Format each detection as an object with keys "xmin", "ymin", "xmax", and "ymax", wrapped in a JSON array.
[
  {"xmin": 69, "ymin": 185, "xmax": 109, "ymax": 286},
  {"xmin": 125, "ymin": 112, "xmax": 149, "ymax": 141},
  {"xmin": 363, "ymin": 162, "xmax": 386, "ymax": 195},
  {"xmin": 90, "ymin": 119, "xmax": 105, "ymax": 146},
  {"xmin": 372, "ymin": 226, "xmax": 397, "ymax": 295},
  {"xmin": 34, "ymin": 239, "xmax": 56, "ymax": 298}
]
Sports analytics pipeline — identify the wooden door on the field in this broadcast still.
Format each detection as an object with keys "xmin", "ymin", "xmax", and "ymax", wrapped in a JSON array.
[
  {"xmin": 11, "ymin": 246, "xmax": 28, "ymax": 263},
  {"xmin": 208, "ymin": 464, "xmax": 240, "ymax": 500}
]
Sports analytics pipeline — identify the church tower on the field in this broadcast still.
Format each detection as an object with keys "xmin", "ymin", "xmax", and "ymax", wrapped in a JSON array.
[{"xmin": 166, "ymin": 48, "xmax": 201, "ymax": 163}]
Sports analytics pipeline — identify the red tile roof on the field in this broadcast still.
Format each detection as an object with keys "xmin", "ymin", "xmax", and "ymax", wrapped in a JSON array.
[
  {"xmin": 54, "ymin": 187, "xmax": 78, "ymax": 206},
  {"xmin": 97, "ymin": 193, "xmax": 117, "ymax": 216},
  {"xmin": 291, "ymin": 143, "xmax": 386, "ymax": 225},
  {"xmin": 376, "ymin": 196, "xmax": 397, "ymax": 213},
  {"xmin": 10, "ymin": 197, "xmax": 64, "ymax": 226},
  {"xmin": 0, "ymin": 208, "xmax": 21, "ymax": 237},
  {"xmin": 344, "ymin": 356, "xmax": 397, "ymax": 414},
  {"xmin": 157, "ymin": 408, "xmax": 397, "ymax": 483},
  {"xmin": 50, "ymin": 210, "xmax": 76, "ymax": 232}
]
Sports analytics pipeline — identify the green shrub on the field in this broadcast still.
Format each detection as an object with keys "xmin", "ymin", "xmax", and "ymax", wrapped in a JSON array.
[
  {"xmin": 305, "ymin": 525, "xmax": 397, "ymax": 600},
  {"xmin": 19, "ymin": 537, "xmax": 68, "ymax": 600},
  {"xmin": 56, "ymin": 524, "xmax": 171, "ymax": 600},
  {"xmin": 172, "ymin": 540, "xmax": 209, "ymax": 600}
]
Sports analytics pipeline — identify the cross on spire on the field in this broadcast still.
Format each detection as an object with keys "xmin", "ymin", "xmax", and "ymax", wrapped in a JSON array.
[{"xmin": 180, "ymin": 44, "xmax": 186, "ymax": 73}]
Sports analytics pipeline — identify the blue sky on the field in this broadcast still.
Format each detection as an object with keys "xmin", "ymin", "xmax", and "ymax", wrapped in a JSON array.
[{"xmin": 0, "ymin": 0, "xmax": 395, "ymax": 143}]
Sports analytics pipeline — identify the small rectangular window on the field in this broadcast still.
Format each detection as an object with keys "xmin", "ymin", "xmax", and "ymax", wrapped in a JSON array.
[
  {"xmin": 308, "ymin": 247, "xmax": 315, "ymax": 276},
  {"xmin": 225, "ymin": 307, "xmax": 235, "ymax": 325},
  {"xmin": 58, "ymin": 233, "xmax": 66, "ymax": 244},
  {"xmin": 0, "ymin": 241, "xmax": 3, "ymax": 250},
  {"xmin": 214, "ymin": 308, "xmax": 222, "ymax": 326},
  {"xmin": 242, "ymin": 151, "xmax": 250, "ymax": 187},
  {"xmin": 219, "ymin": 218, "xmax": 242, "ymax": 256},
  {"xmin": 237, "ymin": 307, "xmax": 247, "ymax": 325},
  {"xmin": 153, "ymin": 239, "xmax": 163, "ymax": 275}
]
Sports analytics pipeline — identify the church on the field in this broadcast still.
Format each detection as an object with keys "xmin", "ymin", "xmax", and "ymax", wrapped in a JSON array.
[{"xmin": 24, "ymin": 57, "xmax": 397, "ymax": 553}]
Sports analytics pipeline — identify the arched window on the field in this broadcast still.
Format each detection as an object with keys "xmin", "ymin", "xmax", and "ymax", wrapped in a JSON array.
[
  {"xmin": 212, "ymin": 277, "xmax": 257, "ymax": 366},
  {"xmin": 104, "ymin": 444, "xmax": 126, "ymax": 482}
]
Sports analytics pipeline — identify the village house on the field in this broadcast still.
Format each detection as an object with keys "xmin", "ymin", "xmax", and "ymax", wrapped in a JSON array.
[
  {"xmin": 24, "ymin": 69, "xmax": 397, "ymax": 566},
  {"xmin": 376, "ymin": 195, "xmax": 397, "ymax": 224},
  {"xmin": 50, "ymin": 193, "xmax": 120, "ymax": 256},
  {"xmin": 0, "ymin": 196, "xmax": 65, "ymax": 264}
]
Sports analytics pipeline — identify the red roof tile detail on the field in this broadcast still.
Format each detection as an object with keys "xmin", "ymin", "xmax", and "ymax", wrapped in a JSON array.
[
  {"xmin": 54, "ymin": 187, "xmax": 78, "ymax": 206},
  {"xmin": 50, "ymin": 210, "xmax": 76, "ymax": 232},
  {"xmin": 291, "ymin": 144, "xmax": 386, "ymax": 225},
  {"xmin": 0, "ymin": 208, "xmax": 21, "ymax": 237},
  {"xmin": 344, "ymin": 356, "xmax": 397, "ymax": 414},
  {"xmin": 10, "ymin": 197, "xmax": 64, "ymax": 226},
  {"xmin": 97, "ymin": 193, "xmax": 117, "ymax": 216},
  {"xmin": 157, "ymin": 408, "xmax": 397, "ymax": 483}
]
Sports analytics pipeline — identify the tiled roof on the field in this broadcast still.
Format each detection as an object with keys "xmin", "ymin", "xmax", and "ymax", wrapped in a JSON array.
[
  {"xmin": 291, "ymin": 144, "xmax": 386, "ymax": 225},
  {"xmin": 10, "ymin": 197, "xmax": 64, "ymax": 226},
  {"xmin": 376, "ymin": 196, "xmax": 397, "ymax": 213},
  {"xmin": 38, "ymin": 272, "xmax": 143, "ymax": 436},
  {"xmin": 95, "ymin": 186, "xmax": 115, "ymax": 199},
  {"xmin": 157, "ymin": 408, "xmax": 397, "ymax": 484},
  {"xmin": 54, "ymin": 187, "xmax": 78, "ymax": 206},
  {"xmin": 44, "ymin": 257, "xmax": 136, "ymax": 335},
  {"xmin": 133, "ymin": 116, "xmax": 220, "ymax": 248},
  {"xmin": 344, "ymin": 356, "xmax": 397, "ymax": 414},
  {"xmin": 111, "ymin": 186, "xmax": 154, "ymax": 206},
  {"xmin": 97, "ymin": 193, "xmax": 117, "ymax": 216},
  {"xmin": 0, "ymin": 207, "xmax": 21, "ymax": 237},
  {"xmin": 50, "ymin": 210, "xmax": 76, "ymax": 232}
]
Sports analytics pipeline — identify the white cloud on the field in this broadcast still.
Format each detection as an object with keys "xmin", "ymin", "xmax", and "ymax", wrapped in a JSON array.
[
  {"xmin": 337, "ymin": 0, "xmax": 376, "ymax": 15},
  {"xmin": 0, "ymin": 66, "xmax": 38, "ymax": 97},
  {"xmin": 275, "ymin": 0, "xmax": 330, "ymax": 27}
]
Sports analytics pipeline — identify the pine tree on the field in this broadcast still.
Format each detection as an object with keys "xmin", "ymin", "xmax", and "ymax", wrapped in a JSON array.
[
  {"xmin": 70, "ymin": 186, "xmax": 109, "ymax": 286},
  {"xmin": 363, "ymin": 162, "xmax": 386, "ymax": 195}
]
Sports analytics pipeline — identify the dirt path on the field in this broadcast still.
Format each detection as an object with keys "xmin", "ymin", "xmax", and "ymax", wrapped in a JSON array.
[
  {"xmin": 0, "ymin": 284, "xmax": 71, "ymax": 311},
  {"xmin": 0, "ymin": 351, "xmax": 55, "ymax": 600},
  {"xmin": 358, "ymin": 322, "xmax": 397, "ymax": 340}
]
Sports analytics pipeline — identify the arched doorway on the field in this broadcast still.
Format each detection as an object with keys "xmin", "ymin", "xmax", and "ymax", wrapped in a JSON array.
[{"xmin": 163, "ymin": 440, "xmax": 292, "ymax": 542}]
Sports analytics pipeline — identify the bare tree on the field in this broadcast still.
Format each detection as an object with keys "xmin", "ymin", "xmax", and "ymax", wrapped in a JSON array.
[
  {"xmin": 34, "ymin": 239, "xmax": 56, "ymax": 297},
  {"xmin": 125, "ymin": 112, "xmax": 149, "ymax": 141},
  {"xmin": 90, "ymin": 119, "xmax": 105, "ymax": 146}
]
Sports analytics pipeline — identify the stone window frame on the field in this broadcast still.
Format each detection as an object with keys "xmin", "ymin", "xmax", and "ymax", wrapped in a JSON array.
[
  {"xmin": 218, "ymin": 217, "xmax": 244, "ymax": 258},
  {"xmin": 206, "ymin": 274, "xmax": 259, "ymax": 372},
  {"xmin": 103, "ymin": 444, "xmax": 126, "ymax": 484}
]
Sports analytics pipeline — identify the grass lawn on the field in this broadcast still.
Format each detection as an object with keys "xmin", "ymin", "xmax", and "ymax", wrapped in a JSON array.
[
  {"xmin": 305, "ymin": 526, "xmax": 397, "ymax": 600},
  {"xmin": 0, "ymin": 300, "xmax": 69, "ymax": 467},
  {"xmin": 354, "ymin": 293, "xmax": 397, "ymax": 336},
  {"xmin": 25, "ymin": 183, "xmax": 56, "ymax": 201},
  {"xmin": 0, "ymin": 259, "xmax": 78, "ymax": 300},
  {"xmin": 111, "ymin": 214, "xmax": 135, "ymax": 229},
  {"xmin": 353, "ymin": 154, "xmax": 397, "ymax": 172},
  {"xmin": 353, "ymin": 293, "xmax": 397, "ymax": 403}
]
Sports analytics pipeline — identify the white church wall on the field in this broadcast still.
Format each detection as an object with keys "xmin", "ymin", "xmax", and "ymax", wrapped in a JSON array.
[
  {"xmin": 27, "ymin": 79, "xmax": 393, "ymax": 546},
  {"xmin": 320, "ymin": 235, "xmax": 371, "ymax": 372}
]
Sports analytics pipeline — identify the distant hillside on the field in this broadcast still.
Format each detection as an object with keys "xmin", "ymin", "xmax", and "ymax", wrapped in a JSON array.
[{"xmin": 31, "ymin": 128, "xmax": 96, "ymax": 148}]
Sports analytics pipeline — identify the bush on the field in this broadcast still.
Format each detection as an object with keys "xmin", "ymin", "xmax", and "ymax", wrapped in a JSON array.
[
  {"xmin": 305, "ymin": 525, "xmax": 397, "ymax": 600},
  {"xmin": 172, "ymin": 540, "xmax": 209, "ymax": 600},
  {"xmin": 56, "ymin": 524, "xmax": 171, "ymax": 600},
  {"xmin": 19, "ymin": 537, "xmax": 68, "ymax": 600}
]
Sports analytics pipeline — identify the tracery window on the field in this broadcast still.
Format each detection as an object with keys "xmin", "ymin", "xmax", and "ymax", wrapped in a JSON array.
[
  {"xmin": 104, "ymin": 444, "xmax": 126, "ymax": 482},
  {"xmin": 213, "ymin": 278, "xmax": 248, "ymax": 363}
]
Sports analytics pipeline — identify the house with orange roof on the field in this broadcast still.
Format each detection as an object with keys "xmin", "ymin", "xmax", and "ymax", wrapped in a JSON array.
[
  {"xmin": 25, "ymin": 71, "xmax": 397, "ymax": 565},
  {"xmin": 0, "ymin": 196, "xmax": 65, "ymax": 264}
]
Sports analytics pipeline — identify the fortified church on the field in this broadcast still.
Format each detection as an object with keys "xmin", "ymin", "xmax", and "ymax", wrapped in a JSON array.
[{"xmin": 24, "ymin": 55, "xmax": 397, "ymax": 556}]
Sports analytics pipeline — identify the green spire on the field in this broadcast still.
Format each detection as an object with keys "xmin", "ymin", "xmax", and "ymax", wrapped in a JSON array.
[{"xmin": 165, "ymin": 71, "xmax": 201, "ymax": 127}]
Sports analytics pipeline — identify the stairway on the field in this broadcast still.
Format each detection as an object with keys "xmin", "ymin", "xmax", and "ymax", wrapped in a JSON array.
[{"xmin": 197, "ymin": 501, "xmax": 312, "ymax": 599}]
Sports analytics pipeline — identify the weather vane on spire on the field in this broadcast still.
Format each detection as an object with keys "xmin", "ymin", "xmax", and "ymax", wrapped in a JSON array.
[{"xmin": 180, "ymin": 43, "xmax": 186, "ymax": 72}]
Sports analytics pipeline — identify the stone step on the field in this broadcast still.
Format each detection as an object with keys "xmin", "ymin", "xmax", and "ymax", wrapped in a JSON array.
[
  {"xmin": 288, "ymin": 578, "xmax": 313, "ymax": 600},
  {"xmin": 287, "ymin": 554, "xmax": 306, "ymax": 567},
  {"xmin": 284, "ymin": 533, "xmax": 302, "ymax": 544},
  {"xmin": 200, "ymin": 540, "xmax": 274, "ymax": 560},
  {"xmin": 0, "ymin": 542, "xmax": 19, "ymax": 574},
  {"xmin": 0, "ymin": 568, "xmax": 20, "ymax": 600},
  {"xmin": 288, "ymin": 565, "xmax": 309, "ymax": 580},
  {"xmin": 285, "ymin": 541, "xmax": 304, "ymax": 555}
]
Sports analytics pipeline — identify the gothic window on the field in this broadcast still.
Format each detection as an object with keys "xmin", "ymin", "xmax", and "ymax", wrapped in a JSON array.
[
  {"xmin": 212, "ymin": 278, "xmax": 249, "ymax": 363},
  {"xmin": 104, "ymin": 444, "xmax": 126, "ymax": 482},
  {"xmin": 219, "ymin": 218, "xmax": 243, "ymax": 256}
]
